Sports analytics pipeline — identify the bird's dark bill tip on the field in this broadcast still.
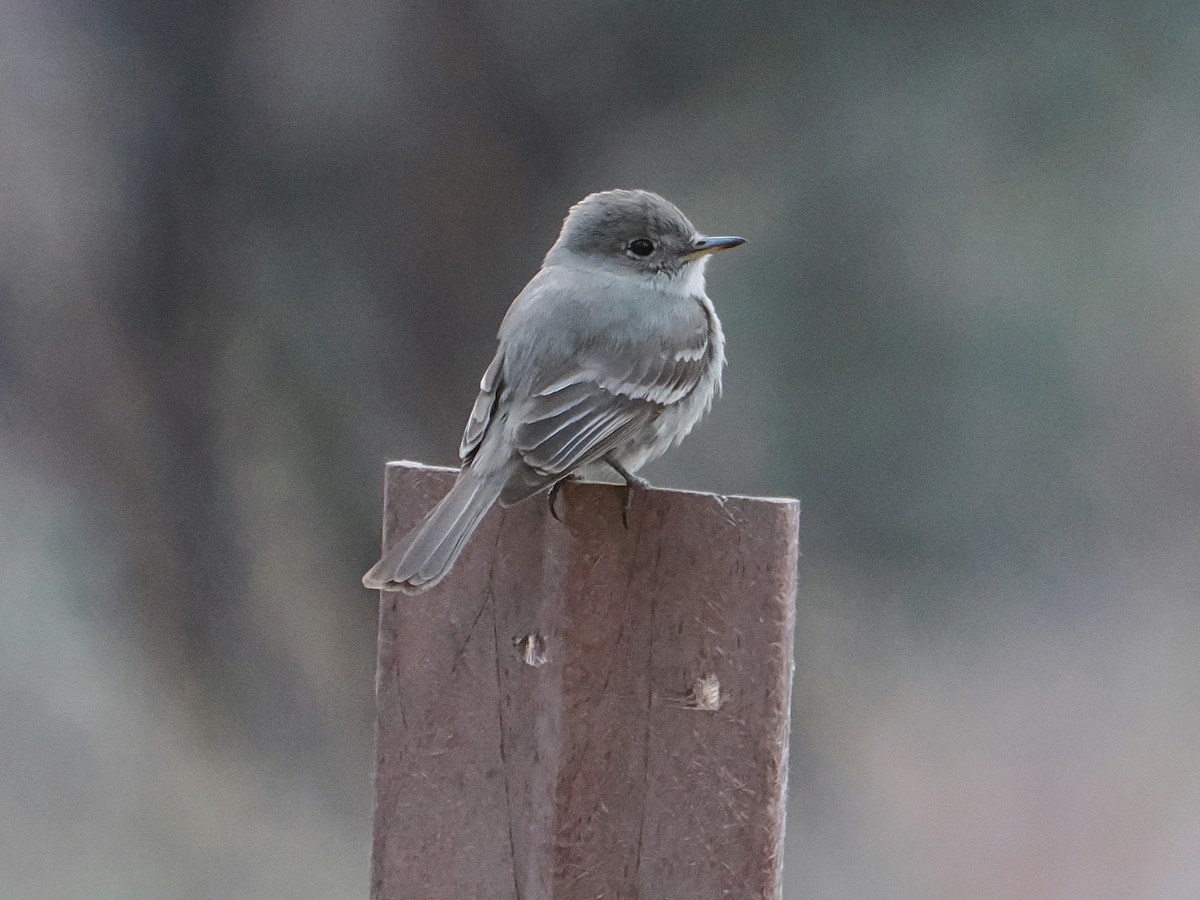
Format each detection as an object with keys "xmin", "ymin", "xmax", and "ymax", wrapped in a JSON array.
[{"xmin": 686, "ymin": 235, "xmax": 747, "ymax": 258}]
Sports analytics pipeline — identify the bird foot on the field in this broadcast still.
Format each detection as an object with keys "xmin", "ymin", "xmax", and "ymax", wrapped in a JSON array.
[{"xmin": 603, "ymin": 455, "xmax": 650, "ymax": 529}]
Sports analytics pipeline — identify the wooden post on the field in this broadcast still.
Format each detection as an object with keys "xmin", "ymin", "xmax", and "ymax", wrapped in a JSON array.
[{"xmin": 370, "ymin": 461, "xmax": 799, "ymax": 900}]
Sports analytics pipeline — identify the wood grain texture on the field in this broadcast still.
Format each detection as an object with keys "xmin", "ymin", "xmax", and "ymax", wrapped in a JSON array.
[{"xmin": 371, "ymin": 461, "xmax": 799, "ymax": 900}]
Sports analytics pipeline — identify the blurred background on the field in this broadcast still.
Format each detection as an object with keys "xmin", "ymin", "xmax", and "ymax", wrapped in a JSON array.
[{"xmin": 3, "ymin": 1, "xmax": 1200, "ymax": 897}]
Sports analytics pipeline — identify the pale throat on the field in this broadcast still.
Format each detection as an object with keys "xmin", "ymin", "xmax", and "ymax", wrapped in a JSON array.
[{"xmin": 652, "ymin": 255, "xmax": 710, "ymax": 297}]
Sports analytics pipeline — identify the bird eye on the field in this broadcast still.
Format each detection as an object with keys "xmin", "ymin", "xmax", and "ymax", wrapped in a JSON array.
[{"xmin": 627, "ymin": 238, "xmax": 655, "ymax": 257}]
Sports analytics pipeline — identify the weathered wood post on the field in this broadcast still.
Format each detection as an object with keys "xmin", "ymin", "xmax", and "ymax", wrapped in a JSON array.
[{"xmin": 370, "ymin": 460, "xmax": 799, "ymax": 900}]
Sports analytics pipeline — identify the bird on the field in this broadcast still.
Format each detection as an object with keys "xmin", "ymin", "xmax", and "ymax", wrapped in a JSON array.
[{"xmin": 362, "ymin": 189, "xmax": 745, "ymax": 593}]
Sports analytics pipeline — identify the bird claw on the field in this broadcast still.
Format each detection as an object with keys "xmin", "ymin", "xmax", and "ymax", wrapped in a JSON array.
[
  {"xmin": 548, "ymin": 475, "xmax": 581, "ymax": 523},
  {"xmin": 620, "ymin": 474, "xmax": 651, "ymax": 529},
  {"xmin": 603, "ymin": 455, "xmax": 649, "ymax": 530},
  {"xmin": 548, "ymin": 479, "xmax": 566, "ymax": 523}
]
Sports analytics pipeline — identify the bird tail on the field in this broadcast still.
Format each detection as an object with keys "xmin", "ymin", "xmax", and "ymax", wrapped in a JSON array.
[{"xmin": 362, "ymin": 468, "xmax": 505, "ymax": 594}]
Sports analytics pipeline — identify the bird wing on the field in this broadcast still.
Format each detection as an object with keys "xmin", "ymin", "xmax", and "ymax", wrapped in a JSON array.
[
  {"xmin": 459, "ymin": 349, "xmax": 503, "ymax": 464},
  {"xmin": 510, "ymin": 379, "xmax": 651, "ymax": 477},
  {"xmin": 511, "ymin": 317, "xmax": 713, "ymax": 478}
]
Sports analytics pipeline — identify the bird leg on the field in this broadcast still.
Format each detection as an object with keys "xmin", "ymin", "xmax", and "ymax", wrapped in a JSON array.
[{"xmin": 603, "ymin": 455, "xmax": 650, "ymax": 529}]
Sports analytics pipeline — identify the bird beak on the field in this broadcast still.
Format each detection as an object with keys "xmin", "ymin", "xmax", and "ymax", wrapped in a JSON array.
[{"xmin": 682, "ymin": 235, "xmax": 747, "ymax": 260}]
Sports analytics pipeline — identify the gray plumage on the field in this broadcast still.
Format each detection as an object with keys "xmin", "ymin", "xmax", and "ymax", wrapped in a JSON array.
[{"xmin": 363, "ymin": 189, "xmax": 744, "ymax": 593}]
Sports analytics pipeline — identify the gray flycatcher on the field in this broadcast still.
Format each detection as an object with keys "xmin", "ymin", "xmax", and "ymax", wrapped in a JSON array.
[{"xmin": 362, "ymin": 189, "xmax": 745, "ymax": 593}]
